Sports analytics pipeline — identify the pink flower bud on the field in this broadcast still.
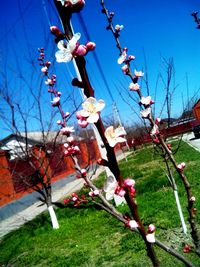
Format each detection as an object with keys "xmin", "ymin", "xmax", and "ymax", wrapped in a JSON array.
[
  {"xmin": 45, "ymin": 61, "xmax": 51, "ymax": 67},
  {"xmin": 129, "ymin": 83, "xmax": 140, "ymax": 91},
  {"xmin": 130, "ymin": 187, "xmax": 136, "ymax": 196},
  {"xmin": 57, "ymin": 92, "xmax": 62, "ymax": 96},
  {"xmin": 57, "ymin": 120, "xmax": 62, "ymax": 125},
  {"xmin": 190, "ymin": 196, "xmax": 196, "ymax": 202},
  {"xmin": 41, "ymin": 66, "xmax": 48, "ymax": 74},
  {"xmin": 64, "ymin": 112, "xmax": 70, "ymax": 118},
  {"xmin": 88, "ymin": 191, "xmax": 94, "ymax": 197},
  {"xmin": 148, "ymin": 224, "xmax": 156, "ymax": 233},
  {"xmin": 76, "ymin": 111, "xmax": 83, "ymax": 120},
  {"xmin": 72, "ymin": 196, "xmax": 78, "ymax": 202},
  {"xmin": 78, "ymin": 119, "xmax": 88, "ymax": 128},
  {"xmin": 86, "ymin": 42, "xmax": 96, "ymax": 51},
  {"xmin": 127, "ymin": 220, "xmax": 138, "ymax": 230},
  {"xmin": 81, "ymin": 169, "xmax": 87, "ymax": 177},
  {"xmin": 50, "ymin": 26, "xmax": 64, "ymax": 38},
  {"xmin": 177, "ymin": 162, "xmax": 186, "ymax": 171},
  {"xmin": 128, "ymin": 55, "xmax": 135, "ymax": 61},
  {"xmin": 64, "ymin": 143, "xmax": 69, "ymax": 149},
  {"xmin": 93, "ymin": 189, "xmax": 100, "ymax": 196},
  {"xmin": 75, "ymin": 45, "xmax": 87, "ymax": 56},
  {"xmin": 183, "ymin": 244, "xmax": 191, "ymax": 253},
  {"xmin": 73, "ymin": 146, "xmax": 80, "ymax": 153},
  {"xmin": 67, "ymin": 136, "xmax": 75, "ymax": 144},
  {"xmin": 155, "ymin": 118, "xmax": 161, "ymax": 125},
  {"xmin": 121, "ymin": 64, "xmax": 129, "ymax": 74},
  {"xmin": 124, "ymin": 178, "xmax": 135, "ymax": 188},
  {"xmin": 115, "ymin": 185, "xmax": 126, "ymax": 197}
]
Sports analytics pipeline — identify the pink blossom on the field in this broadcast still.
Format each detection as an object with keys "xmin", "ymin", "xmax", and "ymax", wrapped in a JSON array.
[
  {"xmin": 45, "ymin": 78, "xmax": 54, "ymax": 86},
  {"xmin": 151, "ymin": 124, "xmax": 159, "ymax": 136},
  {"xmin": 86, "ymin": 42, "xmax": 96, "ymax": 51},
  {"xmin": 146, "ymin": 224, "xmax": 156, "ymax": 243},
  {"xmin": 115, "ymin": 185, "xmax": 126, "ymax": 197},
  {"xmin": 155, "ymin": 118, "xmax": 161, "ymax": 125},
  {"xmin": 177, "ymin": 162, "xmax": 186, "ymax": 171},
  {"xmin": 81, "ymin": 169, "xmax": 87, "ymax": 177},
  {"xmin": 51, "ymin": 97, "xmax": 60, "ymax": 107},
  {"xmin": 78, "ymin": 119, "xmax": 89, "ymax": 128},
  {"xmin": 64, "ymin": 112, "xmax": 70, "ymax": 118},
  {"xmin": 146, "ymin": 233, "xmax": 155, "ymax": 243},
  {"xmin": 50, "ymin": 26, "xmax": 64, "ymax": 38},
  {"xmin": 129, "ymin": 82, "xmax": 140, "ymax": 91},
  {"xmin": 79, "ymin": 97, "xmax": 105, "ymax": 123},
  {"xmin": 122, "ymin": 64, "xmax": 129, "ymax": 74},
  {"xmin": 57, "ymin": 120, "xmax": 63, "ymax": 125},
  {"xmin": 190, "ymin": 196, "xmax": 196, "ymax": 202},
  {"xmin": 74, "ymin": 44, "xmax": 87, "ymax": 56},
  {"xmin": 60, "ymin": 126, "xmax": 75, "ymax": 135},
  {"xmin": 67, "ymin": 136, "xmax": 75, "ymax": 144},
  {"xmin": 128, "ymin": 55, "xmax": 135, "ymax": 61},
  {"xmin": 117, "ymin": 50, "xmax": 127, "ymax": 64},
  {"xmin": 127, "ymin": 220, "xmax": 139, "ymax": 230},
  {"xmin": 105, "ymin": 126, "xmax": 127, "ymax": 147},
  {"xmin": 148, "ymin": 224, "xmax": 156, "ymax": 233},
  {"xmin": 124, "ymin": 178, "xmax": 135, "ymax": 188},
  {"xmin": 115, "ymin": 24, "xmax": 124, "ymax": 31},
  {"xmin": 134, "ymin": 70, "xmax": 144, "ymax": 77},
  {"xmin": 93, "ymin": 189, "xmax": 100, "ymax": 196},
  {"xmin": 41, "ymin": 66, "xmax": 48, "ymax": 74},
  {"xmin": 140, "ymin": 107, "xmax": 151, "ymax": 118},
  {"xmin": 140, "ymin": 96, "xmax": 154, "ymax": 106},
  {"xmin": 88, "ymin": 191, "xmax": 94, "ymax": 197},
  {"xmin": 183, "ymin": 244, "xmax": 191, "ymax": 253}
]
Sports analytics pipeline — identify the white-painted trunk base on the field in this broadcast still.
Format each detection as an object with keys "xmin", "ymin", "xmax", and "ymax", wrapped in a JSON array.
[
  {"xmin": 174, "ymin": 190, "xmax": 187, "ymax": 234},
  {"xmin": 48, "ymin": 206, "xmax": 59, "ymax": 229}
]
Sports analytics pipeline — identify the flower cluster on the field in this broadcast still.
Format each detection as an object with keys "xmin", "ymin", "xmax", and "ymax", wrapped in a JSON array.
[
  {"xmin": 64, "ymin": 188, "xmax": 100, "ymax": 207},
  {"xmin": 146, "ymin": 224, "xmax": 156, "ymax": 243},
  {"xmin": 104, "ymin": 126, "xmax": 126, "ymax": 147},
  {"xmin": 38, "ymin": 48, "xmax": 81, "ymax": 158},
  {"xmin": 77, "ymin": 97, "xmax": 105, "ymax": 127},
  {"xmin": 115, "ymin": 178, "xmax": 136, "ymax": 198},
  {"xmin": 177, "ymin": 162, "xmax": 186, "ymax": 172},
  {"xmin": 64, "ymin": 192, "xmax": 88, "ymax": 207},
  {"xmin": 117, "ymin": 48, "xmax": 135, "ymax": 75},
  {"xmin": 55, "ymin": 33, "xmax": 95, "ymax": 63}
]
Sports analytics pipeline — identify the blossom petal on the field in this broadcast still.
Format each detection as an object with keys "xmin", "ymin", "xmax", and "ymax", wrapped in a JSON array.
[
  {"xmin": 57, "ymin": 40, "xmax": 65, "ymax": 50},
  {"xmin": 96, "ymin": 99, "xmax": 105, "ymax": 112},
  {"xmin": 115, "ymin": 127, "xmax": 126, "ymax": 137},
  {"xmin": 68, "ymin": 33, "xmax": 81, "ymax": 52},
  {"xmin": 55, "ymin": 50, "xmax": 72, "ymax": 63},
  {"xmin": 87, "ymin": 113, "xmax": 99, "ymax": 123},
  {"xmin": 117, "ymin": 51, "xmax": 126, "ymax": 64}
]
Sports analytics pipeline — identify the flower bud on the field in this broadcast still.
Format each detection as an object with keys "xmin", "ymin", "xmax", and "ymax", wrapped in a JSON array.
[
  {"xmin": 86, "ymin": 42, "xmax": 96, "ymax": 51},
  {"xmin": 124, "ymin": 178, "xmax": 135, "ymax": 188},
  {"xmin": 126, "ymin": 220, "xmax": 138, "ymax": 230},
  {"xmin": 75, "ymin": 45, "xmax": 87, "ymax": 56},
  {"xmin": 50, "ymin": 26, "xmax": 64, "ymax": 38},
  {"xmin": 81, "ymin": 169, "xmax": 87, "ymax": 177}
]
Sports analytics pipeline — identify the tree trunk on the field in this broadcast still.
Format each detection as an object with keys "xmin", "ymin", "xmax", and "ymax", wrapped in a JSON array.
[{"xmin": 48, "ymin": 205, "xmax": 59, "ymax": 229}]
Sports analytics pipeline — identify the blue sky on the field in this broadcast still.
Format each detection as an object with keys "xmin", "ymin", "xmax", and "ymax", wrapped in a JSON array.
[{"xmin": 0, "ymin": 0, "xmax": 200, "ymax": 138}]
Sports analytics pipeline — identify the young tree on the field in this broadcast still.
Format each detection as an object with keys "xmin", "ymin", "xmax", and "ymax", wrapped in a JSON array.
[{"xmin": 32, "ymin": 1, "xmax": 197, "ymax": 266}]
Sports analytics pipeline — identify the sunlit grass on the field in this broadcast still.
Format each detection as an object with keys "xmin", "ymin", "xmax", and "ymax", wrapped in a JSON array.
[{"xmin": 0, "ymin": 140, "xmax": 200, "ymax": 266}]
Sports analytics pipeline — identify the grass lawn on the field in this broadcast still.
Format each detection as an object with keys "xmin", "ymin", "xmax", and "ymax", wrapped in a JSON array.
[{"xmin": 0, "ymin": 140, "xmax": 200, "ymax": 266}]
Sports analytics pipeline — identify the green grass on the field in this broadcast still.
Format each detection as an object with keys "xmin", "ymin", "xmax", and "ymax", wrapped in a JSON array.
[{"xmin": 1, "ymin": 141, "xmax": 200, "ymax": 266}]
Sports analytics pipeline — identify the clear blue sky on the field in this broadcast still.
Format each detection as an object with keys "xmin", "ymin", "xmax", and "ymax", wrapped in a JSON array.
[{"xmin": 0, "ymin": 0, "xmax": 200, "ymax": 138}]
